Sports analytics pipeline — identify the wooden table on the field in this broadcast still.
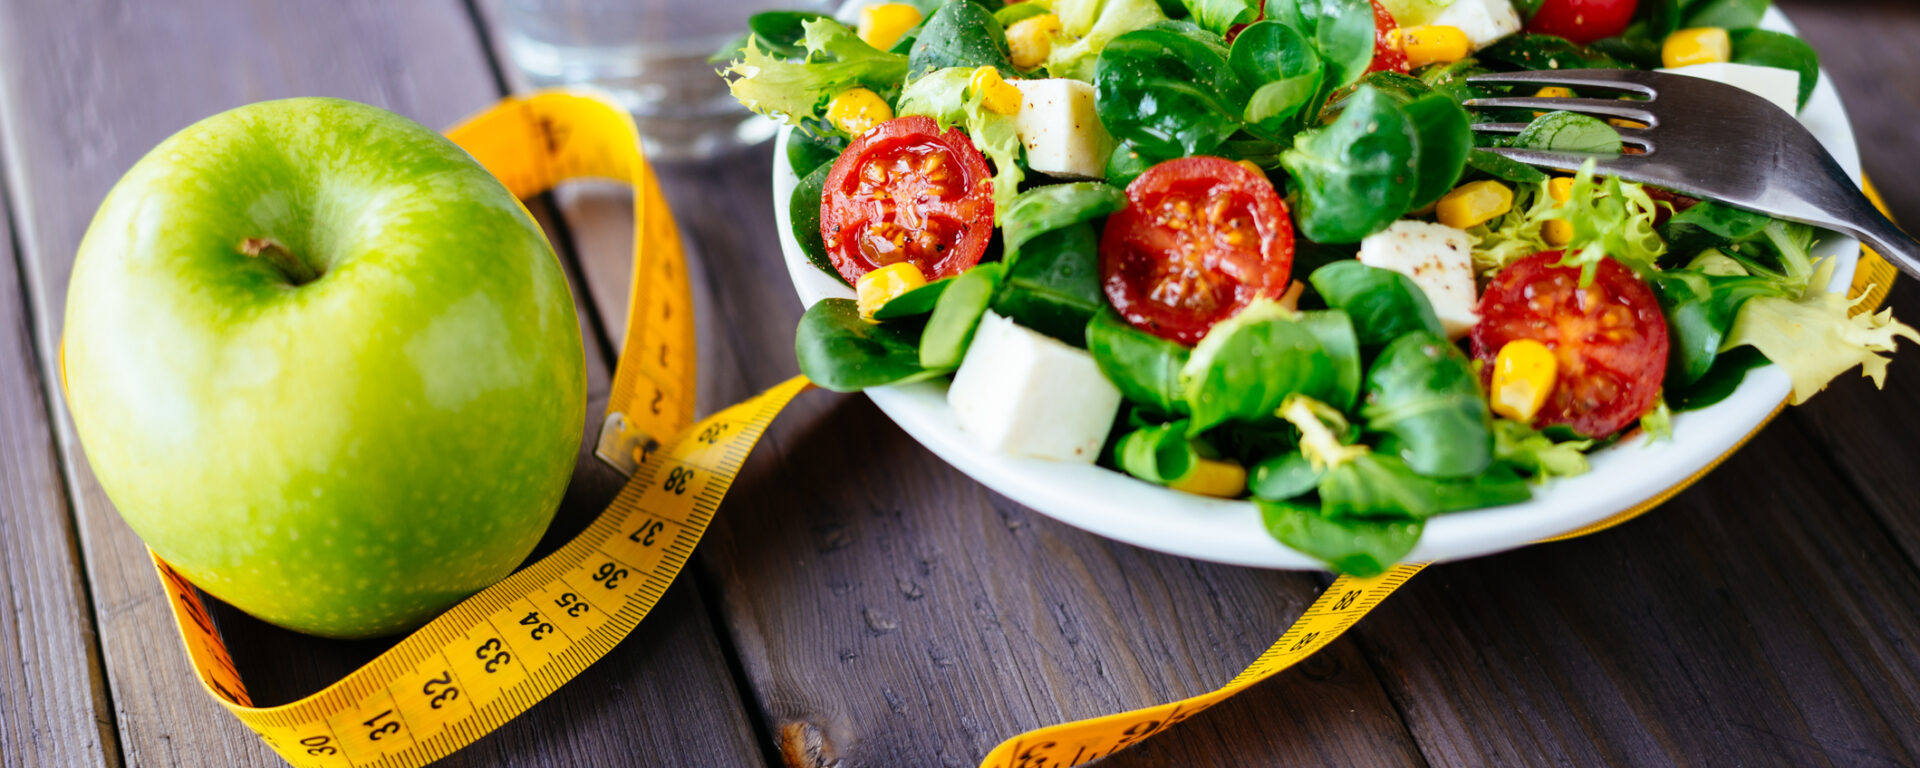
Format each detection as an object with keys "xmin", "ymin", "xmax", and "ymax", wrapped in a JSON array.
[{"xmin": 3, "ymin": 1, "xmax": 1919, "ymax": 765}]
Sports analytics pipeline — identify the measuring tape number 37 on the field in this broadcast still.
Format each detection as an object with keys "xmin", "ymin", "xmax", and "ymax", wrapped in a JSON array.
[{"xmin": 146, "ymin": 91, "xmax": 1903, "ymax": 768}]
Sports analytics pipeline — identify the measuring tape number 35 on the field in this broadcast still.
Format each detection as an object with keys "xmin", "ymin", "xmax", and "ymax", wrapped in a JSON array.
[{"xmin": 147, "ymin": 91, "xmax": 1903, "ymax": 768}]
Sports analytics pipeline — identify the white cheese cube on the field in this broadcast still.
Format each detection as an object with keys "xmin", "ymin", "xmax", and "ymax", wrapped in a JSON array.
[
  {"xmin": 947, "ymin": 312, "xmax": 1123, "ymax": 464},
  {"xmin": 1009, "ymin": 78, "xmax": 1115, "ymax": 180},
  {"xmin": 1427, "ymin": 0, "xmax": 1522, "ymax": 51},
  {"xmin": 1656, "ymin": 62, "xmax": 1801, "ymax": 115},
  {"xmin": 1358, "ymin": 220, "xmax": 1480, "ymax": 339}
]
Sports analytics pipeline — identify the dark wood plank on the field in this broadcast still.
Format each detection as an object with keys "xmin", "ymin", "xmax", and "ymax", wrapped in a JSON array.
[
  {"xmin": 1354, "ymin": 415, "xmax": 1920, "ymax": 766},
  {"xmin": 544, "ymin": 135, "xmax": 1428, "ymax": 764},
  {"xmin": 0, "ymin": 175, "xmax": 118, "ymax": 765},
  {"xmin": 1773, "ymin": 0, "xmax": 1920, "ymax": 572},
  {"xmin": 0, "ymin": 1, "xmax": 759, "ymax": 765}
]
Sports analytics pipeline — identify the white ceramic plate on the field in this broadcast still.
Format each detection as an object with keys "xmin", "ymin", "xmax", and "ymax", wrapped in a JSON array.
[{"xmin": 771, "ymin": 8, "xmax": 1861, "ymax": 569}]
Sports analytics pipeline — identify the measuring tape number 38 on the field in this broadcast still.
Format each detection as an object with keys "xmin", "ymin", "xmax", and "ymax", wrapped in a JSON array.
[{"xmin": 144, "ymin": 91, "xmax": 1902, "ymax": 768}]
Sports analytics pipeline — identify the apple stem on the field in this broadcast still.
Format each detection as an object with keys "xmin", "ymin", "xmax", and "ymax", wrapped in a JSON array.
[{"xmin": 240, "ymin": 237, "xmax": 320, "ymax": 286}]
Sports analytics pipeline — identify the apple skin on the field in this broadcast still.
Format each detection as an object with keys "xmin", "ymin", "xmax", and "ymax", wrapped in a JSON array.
[{"xmin": 63, "ymin": 98, "xmax": 586, "ymax": 639}]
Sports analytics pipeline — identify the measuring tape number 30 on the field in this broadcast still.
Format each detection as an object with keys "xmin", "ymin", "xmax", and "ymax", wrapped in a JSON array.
[{"xmin": 144, "ymin": 91, "xmax": 1903, "ymax": 768}]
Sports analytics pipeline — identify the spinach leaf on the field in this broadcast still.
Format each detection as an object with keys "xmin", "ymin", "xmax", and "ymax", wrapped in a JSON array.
[
  {"xmin": 921, "ymin": 263, "xmax": 1005, "ymax": 369},
  {"xmin": 1295, "ymin": 309, "xmax": 1362, "ymax": 411},
  {"xmin": 796, "ymin": 299, "xmax": 942, "ymax": 391},
  {"xmin": 993, "ymin": 222, "xmax": 1106, "ymax": 346},
  {"xmin": 1281, "ymin": 86, "xmax": 1419, "ymax": 243},
  {"xmin": 1730, "ymin": 29, "xmax": 1819, "ymax": 111},
  {"xmin": 1182, "ymin": 0, "xmax": 1259, "ymax": 36},
  {"xmin": 1683, "ymin": 0, "xmax": 1768, "ymax": 29},
  {"xmin": 1181, "ymin": 301, "xmax": 1334, "ymax": 434},
  {"xmin": 1088, "ymin": 307, "xmax": 1193, "ymax": 415},
  {"xmin": 994, "ymin": 2, "xmax": 1052, "ymax": 27},
  {"xmin": 1659, "ymin": 201, "xmax": 1773, "ymax": 260},
  {"xmin": 1590, "ymin": 0, "xmax": 1680, "ymax": 67},
  {"xmin": 1650, "ymin": 269, "xmax": 1793, "ymax": 388},
  {"xmin": 786, "ymin": 126, "xmax": 846, "ymax": 177},
  {"xmin": 789, "ymin": 160, "xmax": 844, "ymax": 286},
  {"xmin": 872, "ymin": 278, "xmax": 953, "ymax": 320},
  {"xmin": 1264, "ymin": 0, "xmax": 1378, "ymax": 94},
  {"xmin": 1360, "ymin": 331, "xmax": 1493, "ymax": 478},
  {"xmin": 1319, "ymin": 454, "xmax": 1530, "ymax": 518},
  {"xmin": 1095, "ymin": 22, "xmax": 1249, "ymax": 158},
  {"xmin": 749, "ymin": 11, "xmax": 833, "ymax": 58},
  {"xmin": 1001, "ymin": 182, "xmax": 1127, "ymax": 256},
  {"xmin": 1307, "ymin": 261, "xmax": 1443, "ymax": 350},
  {"xmin": 1260, "ymin": 497, "xmax": 1422, "ymax": 577},
  {"xmin": 1403, "ymin": 94, "xmax": 1473, "ymax": 209},
  {"xmin": 1465, "ymin": 148, "xmax": 1550, "ymax": 184},
  {"xmin": 1230, "ymin": 20, "xmax": 1325, "ymax": 137},
  {"xmin": 908, "ymin": 0, "xmax": 1016, "ymax": 79},
  {"xmin": 1249, "ymin": 451, "xmax": 1321, "ymax": 501},
  {"xmin": 1514, "ymin": 111, "xmax": 1623, "ymax": 154},
  {"xmin": 1116, "ymin": 420, "xmax": 1199, "ymax": 484},
  {"xmin": 1480, "ymin": 34, "xmax": 1629, "ymax": 71},
  {"xmin": 1669, "ymin": 346, "xmax": 1770, "ymax": 411},
  {"xmin": 1105, "ymin": 141, "xmax": 1162, "ymax": 188}
]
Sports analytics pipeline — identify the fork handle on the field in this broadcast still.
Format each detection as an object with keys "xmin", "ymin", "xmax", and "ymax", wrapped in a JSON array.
[{"xmin": 1836, "ymin": 205, "xmax": 1920, "ymax": 285}]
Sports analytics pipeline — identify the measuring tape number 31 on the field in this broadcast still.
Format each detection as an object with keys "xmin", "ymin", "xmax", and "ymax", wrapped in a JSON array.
[{"xmin": 147, "ymin": 91, "xmax": 1903, "ymax": 768}]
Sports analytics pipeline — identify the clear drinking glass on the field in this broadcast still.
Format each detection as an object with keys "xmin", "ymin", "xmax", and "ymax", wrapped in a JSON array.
[{"xmin": 498, "ymin": 0, "xmax": 834, "ymax": 161}]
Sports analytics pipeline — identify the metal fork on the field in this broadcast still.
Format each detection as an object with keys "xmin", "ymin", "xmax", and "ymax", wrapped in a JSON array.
[{"xmin": 1462, "ymin": 68, "xmax": 1920, "ymax": 279}]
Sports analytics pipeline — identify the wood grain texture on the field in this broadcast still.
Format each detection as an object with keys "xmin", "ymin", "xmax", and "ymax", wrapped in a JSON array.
[
  {"xmin": 0, "ymin": 1, "xmax": 758, "ymax": 765},
  {"xmin": 0, "ymin": 173, "xmax": 117, "ymax": 766},
  {"xmin": 1775, "ymin": 0, "xmax": 1920, "ymax": 574}
]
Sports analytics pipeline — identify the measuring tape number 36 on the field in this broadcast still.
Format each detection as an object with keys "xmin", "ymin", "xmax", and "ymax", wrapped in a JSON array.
[{"xmin": 147, "ymin": 91, "xmax": 1903, "ymax": 768}]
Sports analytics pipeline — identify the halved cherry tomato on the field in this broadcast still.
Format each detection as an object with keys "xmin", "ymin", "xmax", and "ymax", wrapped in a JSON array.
[
  {"xmin": 1526, "ymin": 0, "xmax": 1638, "ymax": 45},
  {"xmin": 821, "ymin": 115, "xmax": 994, "ymax": 285},
  {"xmin": 1367, "ymin": 0, "xmax": 1410, "ymax": 74},
  {"xmin": 1099, "ymin": 157, "xmax": 1295, "ymax": 346},
  {"xmin": 1471, "ymin": 252, "xmax": 1668, "ymax": 438}
]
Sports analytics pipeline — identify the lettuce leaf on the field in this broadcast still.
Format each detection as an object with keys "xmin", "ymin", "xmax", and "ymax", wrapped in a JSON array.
[
  {"xmin": 895, "ymin": 66, "xmax": 1026, "ymax": 218},
  {"xmin": 1492, "ymin": 419, "xmax": 1592, "ymax": 480},
  {"xmin": 1723, "ymin": 258, "xmax": 1920, "ymax": 404},
  {"xmin": 1469, "ymin": 159, "xmax": 1666, "ymax": 283},
  {"xmin": 1046, "ymin": 0, "xmax": 1169, "ymax": 81},
  {"xmin": 720, "ymin": 20, "xmax": 907, "ymax": 128}
]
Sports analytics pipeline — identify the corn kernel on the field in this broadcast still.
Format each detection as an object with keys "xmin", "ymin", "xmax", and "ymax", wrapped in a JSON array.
[
  {"xmin": 1543, "ymin": 177, "xmax": 1575, "ymax": 245},
  {"xmin": 1491, "ymin": 339, "xmax": 1559, "ymax": 423},
  {"xmin": 856, "ymin": 262, "xmax": 928, "ymax": 320},
  {"xmin": 1663, "ymin": 27, "xmax": 1731, "ymax": 68},
  {"xmin": 1168, "ymin": 457, "xmax": 1248, "ymax": 498},
  {"xmin": 1530, "ymin": 86, "xmax": 1574, "ymax": 117},
  {"xmin": 826, "ymin": 87, "xmax": 892, "ymax": 137},
  {"xmin": 1436, "ymin": 181, "xmax": 1514, "ymax": 230},
  {"xmin": 858, "ymin": 3, "xmax": 923, "ymax": 52},
  {"xmin": 969, "ymin": 66, "xmax": 1024, "ymax": 116},
  {"xmin": 1395, "ymin": 25, "xmax": 1471, "ymax": 68},
  {"xmin": 1006, "ymin": 13, "xmax": 1061, "ymax": 70}
]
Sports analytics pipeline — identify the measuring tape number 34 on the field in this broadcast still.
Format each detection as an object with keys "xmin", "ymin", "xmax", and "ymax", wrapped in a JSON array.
[{"xmin": 146, "ymin": 91, "xmax": 1903, "ymax": 768}]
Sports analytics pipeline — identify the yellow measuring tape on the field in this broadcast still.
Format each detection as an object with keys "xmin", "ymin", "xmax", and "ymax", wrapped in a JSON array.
[{"xmin": 136, "ymin": 91, "xmax": 1902, "ymax": 767}]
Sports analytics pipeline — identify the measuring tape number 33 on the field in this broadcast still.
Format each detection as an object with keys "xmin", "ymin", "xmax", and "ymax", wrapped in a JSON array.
[{"xmin": 148, "ymin": 91, "xmax": 1904, "ymax": 768}]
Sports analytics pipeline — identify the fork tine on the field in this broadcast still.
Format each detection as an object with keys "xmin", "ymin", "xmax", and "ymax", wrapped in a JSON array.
[
  {"xmin": 1462, "ymin": 97, "xmax": 1657, "ymax": 124},
  {"xmin": 1466, "ymin": 69, "xmax": 1660, "ymax": 96},
  {"xmin": 1481, "ymin": 147, "xmax": 1668, "ymax": 185},
  {"xmin": 1471, "ymin": 123, "xmax": 1656, "ymax": 150}
]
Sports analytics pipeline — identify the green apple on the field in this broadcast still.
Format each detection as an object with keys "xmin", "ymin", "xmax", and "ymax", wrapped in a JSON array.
[{"xmin": 63, "ymin": 98, "xmax": 586, "ymax": 639}]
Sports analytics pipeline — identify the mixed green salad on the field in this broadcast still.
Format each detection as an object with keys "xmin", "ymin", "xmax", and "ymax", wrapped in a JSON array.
[{"xmin": 719, "ymin": 0, "xmax": 1915, "ymax": 574}]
